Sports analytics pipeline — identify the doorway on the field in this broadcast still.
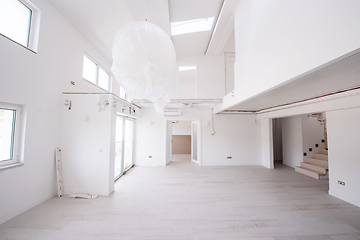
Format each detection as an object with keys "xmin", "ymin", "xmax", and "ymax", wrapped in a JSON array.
[
  {"xmin": 272, "ymin": 118, "xmax": 283, "ymax": 168},
  {"xmin": 165, "ymin": 120, "xmax": 201, "ymax": 166}
]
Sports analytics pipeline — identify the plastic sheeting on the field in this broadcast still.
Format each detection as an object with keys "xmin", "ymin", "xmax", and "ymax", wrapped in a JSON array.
[{"xmin": 112, "ymin": 21, "xmax": 176, "ymax": 112}]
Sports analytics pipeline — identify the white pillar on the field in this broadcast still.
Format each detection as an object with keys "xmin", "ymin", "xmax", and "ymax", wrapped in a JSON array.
[{"xmin": 261, "ymin": 118, "xmax": 274, "ymax": 169}]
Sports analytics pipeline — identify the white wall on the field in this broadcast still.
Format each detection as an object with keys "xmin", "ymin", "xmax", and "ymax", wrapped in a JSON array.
[
  {"xmin": 172, "ymin": 121, "xmax": 191, "ymax": 135},
  {"xmin": 223, "ymin": 31, "xmax": 235, "ymax": 53},
  {"xmin": 231, "ymin": 0, "xmax": 360, "ymax": 104},
  {"xmin": 0, "ymin": 0, "xmax": 117, "ymax": 224},
  {"xmin": 282, "ymin": 116, "xmax": 303, "ymax": 168},
  {"xmin": 327, "ymin": 108, "xmax": 360, "ymax": 207},
  {"xmin": 301, "ymin": 113, "xmax": 325, "ymax": 156},
  {"xmin": 178, "ymin": 69, "xmax": 196, "ymax": 99},
  {"xmin": 135, "ymin": 109, "xmax": 262, "ymax": 166},
  {"xmin": 135, "ymin": 109, "xmax": 166, "ymax": 166},
  {"xmin": 60, "ymin": 94, "xmax": 114, "ymax": 196},
  {"xmin": 172, "ymin": 55, "xmax": 226, "ymax": 99}
]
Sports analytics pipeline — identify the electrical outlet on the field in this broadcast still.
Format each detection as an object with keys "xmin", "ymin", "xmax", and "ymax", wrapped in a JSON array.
[
  {"xmin": 148, "ymin": 156, "xmax": 152, "ymax": 158},
  {"xmin": 338, "ymin": 180, "xmax": 345, "ymax": 186},
  {"xmin": 227, "ymin": 156, "xmax": 232, "ymax": 160}
]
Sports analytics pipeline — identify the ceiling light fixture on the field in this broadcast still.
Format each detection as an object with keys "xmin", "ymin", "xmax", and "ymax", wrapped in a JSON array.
[
  {"xmin": 111, "ymin": 0, "xmax": 176, "ymax": 112},
  {"xmin": 171, "ymin": 17, "xmax": 215, "ymax": 36}
]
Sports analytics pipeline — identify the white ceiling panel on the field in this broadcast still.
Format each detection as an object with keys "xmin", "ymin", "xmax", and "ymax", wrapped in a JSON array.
[
  {"xmin": 48, "ymin": 0, "xmax": 133, "ymax": 62},
  {"xmin": 169, "ymin": 0, "xmax": 223, "ymax": 22}
]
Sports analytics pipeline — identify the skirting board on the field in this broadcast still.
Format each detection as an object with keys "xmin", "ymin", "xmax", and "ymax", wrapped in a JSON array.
[
  {"xmin": 329, "ymin": 190, "xmax": 360, "ymax": 208},
  {"xmin": 0, "ymin": 192, "xmax": 57, "ymax": 225}
]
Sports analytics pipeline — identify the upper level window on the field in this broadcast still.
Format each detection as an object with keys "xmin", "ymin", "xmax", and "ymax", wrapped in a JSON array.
[
  {"xmin": 119, "ymin": 86, "xmax": 131, "ymax": 103},
  {"xmin": 0, "ymin": 0, "xmax": 40, "ymax": 52},
  {"xmin": 119, "ymin": 86, "xmax": 126, "ymax": 100},
  {"xmin": 0, "ymin": 102, "xmax": 24, "ymax": 169},
  {"xmin": 82, "ymin": 55, "xmax": 110, "ymax": 92}
]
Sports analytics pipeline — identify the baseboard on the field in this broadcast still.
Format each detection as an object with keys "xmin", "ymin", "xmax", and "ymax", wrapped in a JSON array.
[
  {"xmin": 0, "ymin": 192, "xmax": 57, "ymax": 225},
  {"xmin": 329, "ymin": 190, "xmax": 360, "ymax": 208}
]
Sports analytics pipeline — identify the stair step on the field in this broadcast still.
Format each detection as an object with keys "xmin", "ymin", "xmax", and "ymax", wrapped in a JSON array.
[
  {"xmin": 304, "ymin": 157, "xmax": 328, "ymax": 167},
  {"xmin": 319, "ymin": 149, "xmax": 328, "ymax": 155},
  {"xmin": 295, "ymin": 166, "xmax": 325, "ymax": 179},
  {"xmin": 313, "ymin": 153, "xmax": 328, "ymax": 160},
  {"xmin": 301, "ymin": 162, "xmax": 327, "ymax": 174}
]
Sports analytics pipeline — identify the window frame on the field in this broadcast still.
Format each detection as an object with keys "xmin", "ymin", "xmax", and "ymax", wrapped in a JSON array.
[
  {"xmin": 0, "ymin": 0, "xmax": 41, "ymax": 53},
  {"xmin": 0, "ymin": 102, "xmax": 24, "ymax": 169},
  {"xmin": 82, "ymin": 54, "xmax": 111, "ymax": 92}
]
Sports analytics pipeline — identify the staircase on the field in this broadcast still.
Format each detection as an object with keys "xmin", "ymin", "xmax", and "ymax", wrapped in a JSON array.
[{"xmin": 295, "ymin": 148, "xmax": 328, "ymax": 179}]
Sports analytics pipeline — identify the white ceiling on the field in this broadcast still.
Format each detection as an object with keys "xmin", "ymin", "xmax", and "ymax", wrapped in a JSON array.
[
  {"xmin": 125, "ymin": 0, "xmax": 171, "ymax": 36},
  {"xmin": 47, "ymin": 0, "xmax": 133, "ymax": 61},
  {"xmin": 169, "ymin": 0, "xmax": 224, "ymax": 57},
  {"xmin": 47, "ymin": 0, "xmax": 230, "ymax": 62}
]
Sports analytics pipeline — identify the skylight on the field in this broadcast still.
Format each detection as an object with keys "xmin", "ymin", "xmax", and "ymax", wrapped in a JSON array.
[
  {"xmin": 179, "ymin": 66, "xmax": 196, "ymax": 71},
  {"xmin": 171, "ymin": 17, "xmax": 215, "ymax": 36}
]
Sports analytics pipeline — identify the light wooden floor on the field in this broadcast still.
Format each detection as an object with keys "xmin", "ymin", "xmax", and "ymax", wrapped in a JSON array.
[{"xmin": 1, "ymin": 155, "xmax": 360, "ymax": 240}]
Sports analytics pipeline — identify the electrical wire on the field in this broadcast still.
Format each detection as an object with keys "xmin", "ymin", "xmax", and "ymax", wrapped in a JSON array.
[
  {"xmin": 211, "ymin": 108, "xmax": 216, "ymax": 135},
  {"xmin": 145, "ymin": 0, "xmax": 148, "ymax": 21}
]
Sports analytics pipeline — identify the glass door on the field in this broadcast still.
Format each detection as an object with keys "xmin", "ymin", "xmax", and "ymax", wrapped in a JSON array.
[
  {"xmin": 114, "ymin": 116, "xmax": 124, "ymax": 179},
  {"xmin": 191, "ymin": 121, "xmax": 201, "ymax": 165},
  {"xmin": 123, "ymin": 118, "xmax": 134, "ymax": 171}
]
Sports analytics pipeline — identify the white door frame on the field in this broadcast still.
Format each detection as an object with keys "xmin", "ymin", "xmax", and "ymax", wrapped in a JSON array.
[
  {"xmin": 191, "ymin": 120, "xmax": 202, "ymax": 166},
  {"xmin": 165, "ymin": 120, "xmax": 172, "ymax": 166},
  {"xmin": 164, "ymin": 118, "xmax": 201, "ymax": 166}
]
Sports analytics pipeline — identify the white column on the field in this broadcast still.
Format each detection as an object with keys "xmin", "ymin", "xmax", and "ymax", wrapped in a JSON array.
[{"xmin": 261, "ymin": 118, "xmax": 274, "ymax": 169}]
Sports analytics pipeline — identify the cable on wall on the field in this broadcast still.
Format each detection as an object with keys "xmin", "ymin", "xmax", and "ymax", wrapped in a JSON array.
[
  {"xmin": 211, "ymin": 108, "xmax": 216, "ymax": 136},
  {"xmin": 145, "ymin": 0, "xmax": 148, "ymax": 21}
]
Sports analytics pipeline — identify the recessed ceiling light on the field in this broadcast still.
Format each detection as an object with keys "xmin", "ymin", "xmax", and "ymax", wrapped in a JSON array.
[
  {"xmin": 171, "ymin": 17, "xmax": 215, "ymax": 36},
  {"xmin": 179, "ymin": 66, "xmax": 196, "ymax": 71}
]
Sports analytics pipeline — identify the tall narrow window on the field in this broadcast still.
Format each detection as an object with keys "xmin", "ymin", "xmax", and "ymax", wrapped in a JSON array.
[
  {"xmin": 114, "ymin": 115, "xmax": 135, "ymax": 181},
  {"xmin": 0, "ymin": 102, "xmax": 24, "ymax": 169},
  {"xmin": 0, "ymin": 109, "xmax": 16, "ymax": 162},
  {"xmin": 123, "ymin": 119, "xmax": 134, "ymax": 170},
  {"xmin": 114, "ymin": 116, "xmax": 124, "ymax": 179}
]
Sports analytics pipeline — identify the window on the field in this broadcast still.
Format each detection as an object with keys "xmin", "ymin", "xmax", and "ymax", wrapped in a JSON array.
[
  {"xmin": 0, "ymin": 0, "xmax": 40, "ymax": 52},
  {"xmin": 119, "ymin": 86, "xmax": 131, "ymax": 103},
  {"xmin": 0, "ymin": 103, "xmax": 24, "ymax": 169},
  {"xmin": 114, "ymin": 115, "xmax": 135, "ymax": 181},
  {"xmin": 171, "ymin": 17, "xmax": 215, "ymax": 36},
  {"xmin": 82, "ymin": 55, "xmax": 110, "ymax": 91},
  {"xmin": 119, "ymin": 86, "xmax": 126, "ymax": 100}
]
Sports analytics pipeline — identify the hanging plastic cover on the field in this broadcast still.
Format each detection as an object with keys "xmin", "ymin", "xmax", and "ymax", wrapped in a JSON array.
[{"xmin": 111, "ymin": 21, "xmax": 176, "ymax": 112}]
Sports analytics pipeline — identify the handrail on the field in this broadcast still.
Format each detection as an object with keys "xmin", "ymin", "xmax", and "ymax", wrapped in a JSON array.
[{"xmin": 311, "ymin": 114, "xmax": 328, "ymax": 149}]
